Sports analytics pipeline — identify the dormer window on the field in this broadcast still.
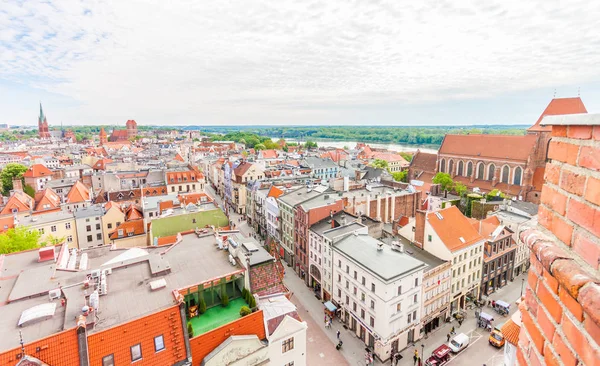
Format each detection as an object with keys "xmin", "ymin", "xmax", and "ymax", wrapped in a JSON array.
[
  {"xmin": 118, "ymin": 229, "xmax": 124, "ymax": 237},
  {"xmin": 128, "ymin": 232, "xmax": 134, "ymax": 237}
]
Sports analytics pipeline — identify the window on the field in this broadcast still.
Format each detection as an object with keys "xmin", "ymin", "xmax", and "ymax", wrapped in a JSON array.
[
  {"xmin": 154, "ymin": 335, "xmax": 165, "ymax": 352},
  {"xmin": 338, "ymin": 289, "xmax": 341, "ymax": 297},
  {"xmin": 38, "ymin": 228, "xmax": 44, "ymax": 234},
  {"xmin": 87, "ymin": 235, "xmax": 93, "ymax": 242},
  {"xmin": 396, "ymin": 303, "xmax": 401, "ymax": 312},
  {"xmin": 361, "ymin": 293, "xmax": 365, "ymax": 302},
  {"xmin": 413, "ymin": 310, "xmax": 417, "ymax": 321},
  {"xmin": 346, "ymin": 280, "xmax": 349, "ymax": 289},
  {"xmin": 346, "ymin": 296, "xmax": 349, "ymax": 305},
  {"xmin": 338, "ymin": 274, "xmax": 341, "ymax": 282},
  {"xmin": 97, "ymin": 233, "xmax": 102, "ymax": 241},
  {"xmin": 370, "ymin": 316, "xmax": 375, "ymax": 327},
  {"xmin": 361, "ymin": 309, "xmax": 365, "ymax": 319},
  {"xmin": 371, "ymin": 283, "xmax": 376, "ymax": 292},
  {"xmin": 102, "ymin": 354, "xmax": 114, "ymax": 366},
  {"xmin": 415, "ymin": 278, "xmax": 419, "ymax": 287},
  {"xmin": 353, "ymin": 302, "xmax": 357, "ymax": 311},
  {"xmin": 448, "ymin": 160, "xmax": 454, "ymax": 175},
  {"xmin": 346, "ymin": 265, "xmax": 349, "ymax": 274},
  {"xmin": 514, "ymin": 167, "xmax": 523, "ymax": 186},
  {"xmin": 397, "ymin": 286, "xmax": 402, "ymax": 296},
  {"xmin": 457, "ymin": 161, "xmax": 464, "ymax": 176},
  {"xmin": 107, "ymin": 223, "xmax": 112, "ymax": 229},
  {"xmin": 282, "ymin": 337, "xmax": 294, "ymax": 353},
  {"xmin": 362, "ymin": 276, "xmax": 366, "ymax": 285},
  {"xmin": 96, "ymin": 224, "xmax": 101, "ymax": 230},
  {"xmin": 487, "ymin": 164, "xmax": 496, "ymax": 181},
  {"xmin": 371, "ymin": 300, "xmax": 375, "ymax": 309},
  {"xmin": 338, "ymin": 260, "xmax": 341, "ymax": 268},
  {"xmin": 413, "ymin": 294, "xmax": 418, "ymax": 303},
  {"xmin": 51, "ymin": 225, "xmax": 57, "ymax": 232},
  {"xmin": 467, "ymin": 161, "xmax": 473, "ymax": 177},
  {"xmin": 86, "ymin": 225, "xmax": 91, "ymax": 232},
  {"xmin": 428, "ymin": 235, "xmax": 432, "ymax": 242},
  {"xmin": 86, "ymin": 218, "xmax": 90, "ymax": 222},
  {"xmin": 130, "ymin": 344, "xmax": 142, "ymax": 362},
  {"xmin": 353, "ymin": 287, "xmax": 357, "ymax": 295},
  {"xmin": 407, "ymin": 314, "xmax": 412, "ymax": 323},
  {"xmin": 65, "ymin": 222, "xmax": 71, "ymax": 229},
  {"xmin": 501, "ymin": 165, "xmax": 510, "ymax": 184},
  {"xmin": 67, "ymin": 235, "xmax": 73, "ymax": 243},
  {"xmin": 440, "ymin": 159, "xmax": 446, "ymax": 173}
]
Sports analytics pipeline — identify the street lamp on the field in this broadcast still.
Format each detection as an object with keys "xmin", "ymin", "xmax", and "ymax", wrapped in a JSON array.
[
  {"xmin": 520, "ymin": 278, "xmax": 525, "ymax": 297},
  {"xmin": 421, "ymin": 344, "xmax": 425, "ymax": 361}
]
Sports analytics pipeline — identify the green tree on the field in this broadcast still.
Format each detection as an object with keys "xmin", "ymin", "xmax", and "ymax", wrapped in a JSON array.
[
  {"xmin": 254, "ymin": 143, "xmax": 266, "ymax": 151},
  {"xmin": 40, "ymin": 234, "xmax": 66, "ymax": 247},
  {"xmin": 433, "ymin": 172, "xmax": 454, "ymax": 195},
  {"xmin": 371, "ymin": 159, "xmax": 389, "ymax": 170},
  {"xmin": 304, "ymin": 141, "xmax": 318, "ymax": 149},
  {"xmin": 454, "ymin": 182, "xmax": 468, "ymax": 196},
  {"xmin": 392, "ymin": 171, "xmax": 408, "ymax": 183},
  {"xmin": 187, "ymin": 321, "xmax": 194, "ymax": 338},
  {"xmin": 239, "ymin": 306, "xmax": 251, "ymax": 317},
  {"xmin": 221, "ymin": 293, "xmax": 229, "ymax": 307},
  {"xmin": 0, "ymin": 227, "xmax": 41, "ymax": 254},
  {"xmin": 23, "ymin": 184, "xmax": 35, "ymax": 198},
  {"xmin": 399, "ymin": 152, "xmax": 413, "ymax": 162},
  {"xmin": 1, "ymin": 163, "xmax": 28, "ymax": 195},
  {"xmin": 248, "ymin": 294, "xmax": 256, "ymax": 308},
  {"xmin": 198, "ymin": 296, "xmax": 207, "ymax": 314}
]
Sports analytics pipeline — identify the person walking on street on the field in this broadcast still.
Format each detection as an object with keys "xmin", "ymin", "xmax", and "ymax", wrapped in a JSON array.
[
  {"xmin": 336, "ymin": 329, "xmax": 340, "ymax": 339},
  {"xmin": 447, "ymin": 333, "xmax": 451, "ymax": 342},
  {"xmin": 451, "ymin": 326, "xmax": 455, "ymax": 334},
  {"xmin": 413, "ymin": 349, "xmax": 419, "ymax": 365}
]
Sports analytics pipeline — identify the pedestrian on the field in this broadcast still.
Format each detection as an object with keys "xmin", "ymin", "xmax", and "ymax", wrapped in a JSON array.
[
  {"xmin": 337, "ymin": 329, "xmax": 340, "ymax": 339},
  {"xmin": 447, "ymin": 333, "xmax": 450, "ymax": 342},
  {"xmin": 458, "ymin": 319, "xmax": 463, "ymax": 327},
  {"xmin": 413, "ymin": 349, "xmax": 419, "ymax": 365},
  {"xmin": 451, "ymin": 326, "xmax": 455, "ymax": 334}
]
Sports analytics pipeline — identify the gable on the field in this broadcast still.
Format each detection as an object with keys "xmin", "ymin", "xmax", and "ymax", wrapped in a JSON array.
[{"xmin": 269, "ymin": 315, "xmax": 307, "ymax": 342}]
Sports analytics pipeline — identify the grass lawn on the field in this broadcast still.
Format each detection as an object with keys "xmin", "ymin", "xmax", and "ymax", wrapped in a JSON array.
[
  {"xmin": 188, "ymin": 297, "xmax": 247, "ymax": 335},
  {"xmin": 152, "ymin": 209, "xmax": 229, "ymax": 238}
]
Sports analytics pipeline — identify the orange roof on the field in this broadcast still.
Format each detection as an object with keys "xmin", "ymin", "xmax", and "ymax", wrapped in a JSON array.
[
  {"xmin": 156, "ymin": 235, "xmax": 178, "ymax": 245},
  {"xmin": 34, "ymin": 188, "xmax": 61, "ymax": 211},
  {"xmin": 372, "ymin": 152, "xmax": 410, "ymax": 165},
  {"xmin": 23, "ymin": 164, "xmax": 52, "ymax": 178},
  {"xmin": 166, "ymin": 170, "xmax": 203, "ymax": 184},
  {"xmin": 439, "ymin": 134, "xmax": 537, "ymax": 162},
  {"xmin": 410, "ymin": 150, "xmax": 437, "ymax": 172},
  {"xmin": 0, "ymin": 328, "xmax": 80, "ymax": 366},
  {"xmin": 178, "ymin": 193, "xmax": 213, "ymax": 205},
  {"xmin": 528, "ymin": 97, "xmax": 587, "ymax": 132},
  {"xmin": 159, "ymin": 200, "xmax": 175, "ymax": 213},
  {"xmin": 427, "ymin": 206, "xmax": 484, "ymax": 251},
  {"xmin": 174, "ymin": 153, "xmax": 185, "ymax": 162},
  {"xmin": 267, "ymin": 185, "xmax": 285, "ymax": 198},
  {"xmin": 92, "ymin": 158, "xmax": 113, "ymax": 170},
  {"xmin": 109, "ymin": 219, "xmax": 145, "ymax": 239},
  {"xmin": 104, "ymin": 201, "xmax": 122, "ymax": 212},
  {"xmin": 1, "ymin": 191, "xmax": 34, "ymax": 215},
  {"xmin": 125, "ymin": 205, "xmax": 143, "ymax": 220},
  {"xmin": 475, "ymin": 216, "xmax": 501, "ymax": 238},
  {"xmin": 501, "ymin": 318, "xmax": 521, "ymax": 345},
  {"xmin": 260, "ymin": 149, "xmax": 278, "ymax": 159},
  {"xmin": 66, "ymin": 181, "xmax": 90, "ymax": 203}
]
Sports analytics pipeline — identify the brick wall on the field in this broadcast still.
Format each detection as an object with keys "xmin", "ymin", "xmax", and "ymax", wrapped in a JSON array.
[{"xmin": 517, "ymin": 123, "xmax": 600, "ymax": 366}]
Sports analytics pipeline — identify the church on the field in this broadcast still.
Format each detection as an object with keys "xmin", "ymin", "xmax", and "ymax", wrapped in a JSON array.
[
  {"xmin": 38, "ymin": 103, "xmax": 51, "ymax": 139},
  {"xmin": 108, "ymin": 119, "xmax": 138, "ymax": 142},
  {"xmin": 436, "ymin": 97, "xmax": 587, "ymax": 203}
]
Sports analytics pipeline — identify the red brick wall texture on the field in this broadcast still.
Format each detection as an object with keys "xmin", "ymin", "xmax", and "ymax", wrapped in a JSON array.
[{"xmin": 517, "ymin": 124, "xmax": 600, "ymax": 366}]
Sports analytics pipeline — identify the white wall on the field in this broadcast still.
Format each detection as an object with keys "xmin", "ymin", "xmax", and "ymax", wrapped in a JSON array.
[{"xmin": 268, "ymin": 317, "xmax": 308, "ymax": 366}]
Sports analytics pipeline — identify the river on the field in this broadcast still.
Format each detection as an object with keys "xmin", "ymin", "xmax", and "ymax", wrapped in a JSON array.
[{"xmin": 271, "ymin": 138, "xmax": 438, "ymax": 154}]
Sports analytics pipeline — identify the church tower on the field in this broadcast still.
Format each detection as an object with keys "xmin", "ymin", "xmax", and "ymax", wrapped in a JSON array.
[
  {"xmin": 126, "ymin": 120, "xmax": 138, "ymax": 139},
  {"xmin": 38, "ymin": 103, "xmax": 51, "ymax": 139},
  {"xmin": 99, "ymin": 127, "xmax": 108, "ymax": 145}
]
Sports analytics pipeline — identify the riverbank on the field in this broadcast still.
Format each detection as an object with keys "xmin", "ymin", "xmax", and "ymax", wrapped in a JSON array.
[{"xmin": 270, "ymin": 137, "xmax": 439, "ymax": 154}]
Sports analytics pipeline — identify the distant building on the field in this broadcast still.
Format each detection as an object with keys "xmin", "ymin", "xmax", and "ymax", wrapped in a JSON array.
[
  {"xmin": 109, "ymin": 119, "xmax": 138, "ymax": 142},
  {"xmin": 37, "ymin": 103, "xmax": 51, "ymax": 139}
]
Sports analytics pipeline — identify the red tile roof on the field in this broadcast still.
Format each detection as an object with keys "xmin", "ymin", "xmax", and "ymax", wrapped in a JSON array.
[
  {"xmin": 233, "ymin": 161, "xmax": 254, "ymax": 177},
  {"xmin": 0, "ymin": 328, "xmax": 80, "ymax": 366},
  {"xmin": 0, "ymin": 215, "xmax": 15, "ymax": 233},
  {"xmin": 65, "ymin": 181, "xmax": 90, "ymax": 203},
  {"xmin": 34, "ymin": 188, "xmax": 61, "ymax": 211},
  {"xmin": 250, "ymin": 261, "xmax": 287, "ymax": 296},
  {"xmin": 92, "ymin": 158, "xmax": 113, "ymax": 170},
  {"xmin": 156, "ymin": 235, "xmax": 178, "ymax": 245},
  {"xmin": 372, "ymin": 152, "xmax": 410, "ymax": 165},
  {"xmin": 23, "ymin": 164, "xmax": 52, "ymax": 178},
  {"xmin": 528, "ymin": 97, "xmax": 587, "ymax": 132},
  {"xmin": 125, "ymin": 205, "xmax": 143, "ymax": 220},
  {"xmin": 427, "ymin": 206, "xmax": 484, "ymax": 251},
  {"xmin": 259, "ymin": 149, "xmax": 278, "ymax": 159},
  {"xmin": 1, "ymin": 191, "xmax": 34, "ymax": 215},
  {"xmin": 178, "ymin": 193, "xmax": 213, "ymax": 205},
  {"xmin": 104, "ymin": 201, "xmax": 122, "ymax": 212},
  {"xmin": 501, "ymin": 318, "xmax": 521, "ymax": 345},
  {"xmin": 109, "ymin": 219, "xmax": 145, "ymax": 239},
  {"xmin": 159, "ymin": 200, "xmax": 175, "ymax": 213},
  {"xmin": 174, "ymin": 153, "xmax": 185, "ymax": 162},
  {"xmin": 439, "ymin": 135, "xmax": 538, "ymax": 162},
  {"xmin": 166, "ymin": 170, "xmax": 203, "ymax": 184},
  {"xmin": 410, "ymin": 150, "xmax": 437, "ymax": 172},
  {"xmin": 266, "ymin": 311, "xmax": 303, "ymax": 336}
]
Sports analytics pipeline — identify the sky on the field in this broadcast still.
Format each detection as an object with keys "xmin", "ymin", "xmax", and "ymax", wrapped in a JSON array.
[{"xmin": 2, "ymin": 0, "xmax": 600, "ymax": 127}]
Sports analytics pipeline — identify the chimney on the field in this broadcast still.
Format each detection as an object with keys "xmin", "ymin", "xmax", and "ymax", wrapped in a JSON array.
[
  {"xmin": 12, "ymin": 178, "xmax": 23, "ymax": 192},
  {"xmin": 414, "ymin": 210, "xmax": 426, "ymax": 249}
]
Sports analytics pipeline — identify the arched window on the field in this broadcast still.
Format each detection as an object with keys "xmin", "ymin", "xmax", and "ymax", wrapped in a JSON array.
[
  {"xmin": 440, "ymin": 159, "xmax": 446, "ymax": 173},
  {"xmin": 477, "ymin": 162, "xmax": 484, "ymax": 180},
  {"xmin": 457, "ymin": 161, "xmax": 464, "ymax": 176},
  {"xmin": 487, "ymin": 164, "xmax": 495, "ymax": 181},
  {"xmin": 513, "ymin": 167, "xmax": 523, "ymax": 186},
  {"xmin": 448, "ymin": 160, "xmax": 454, "ymax": 175},
  {"xmin": 467, "ymin": 161, "xmax": 473, "ymax": 177},
  {"xmin": 501, "ymin": 165, "xmax": 510, "ymax": 184}
]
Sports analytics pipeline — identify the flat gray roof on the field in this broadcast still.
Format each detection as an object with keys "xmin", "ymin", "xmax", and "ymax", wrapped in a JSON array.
[
  {"xmin": 382, "ymin": 238, "xmax": 446, "ymax": 272},
  {"xmin": 278, "ymin": 187, "xmax": 327, "ymax": 207},
  {"xmin": 334, "ymin": 234, "xmax": 426, "ymax": 282},
  {"xmin": 0, "ymin": 232, "xmax": 242, "ymax": 351},
  {"xmin": 74, "ymin": 206, "xmax": 104, "ymax": 219},
  {"xmin": 323, "ymin": 222, "xmax": 366, "ymax": 241},
  {"xmin": 19, "ymin": 211, "xmax": 75, "ymax": 225}
]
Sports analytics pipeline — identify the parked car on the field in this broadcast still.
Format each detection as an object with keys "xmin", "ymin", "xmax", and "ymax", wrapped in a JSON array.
[
  {"xmin": 425, "ymin": 344, "xmax": 452, "ymax": 366},
  {"xmin": 448, "ymin": 333, "xmax": 470, "ymax": 353},
  {"xmin": 489, "ymin": 325, "xmax": 505, "ymax": 348}
]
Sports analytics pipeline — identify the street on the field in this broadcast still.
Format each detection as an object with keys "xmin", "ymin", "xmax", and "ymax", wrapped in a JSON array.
[{"xmin": 206, "ymin": 183, "xmax": 527, "ymax": 366}]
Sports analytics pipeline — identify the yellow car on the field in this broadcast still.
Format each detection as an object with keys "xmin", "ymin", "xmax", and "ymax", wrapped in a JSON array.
[{"xmin": 489, "ymin": 326, "xmax": 505, "ymax": 348}]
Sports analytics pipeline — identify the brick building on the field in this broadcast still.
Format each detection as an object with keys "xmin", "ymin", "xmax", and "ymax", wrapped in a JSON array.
[
  {"xmin": 517, "ymin": 113, "xmax": 600, "ymax": 366},
  {"xmin": 407, "ymin": 149, "xmax": 438, "ymax": 183},
  {"xmin": 342, "ymin": 186, "xmax": 421, "ymax": 224},
  {"xmin": 437, "ymin": 97, "xmax": 587, "ymax": 204}
]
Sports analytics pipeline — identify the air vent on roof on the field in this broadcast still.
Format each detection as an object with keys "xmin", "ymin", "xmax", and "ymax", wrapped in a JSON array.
[
  {"xmin": 435, "ymin": 212, "xmax": 443, "ymax": 220},
  {"xmin": 149, "ymin": 278, "xmax": 167, "ymax": 291},
  {"xmin": 459, "ymin": 237, "xmax": 465, "ymax": 244}
]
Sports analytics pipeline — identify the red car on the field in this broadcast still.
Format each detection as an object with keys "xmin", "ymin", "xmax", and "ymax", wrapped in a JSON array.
[{"xmin": 425, "ymin": 344, "xmax": 452, "ymax": 366}]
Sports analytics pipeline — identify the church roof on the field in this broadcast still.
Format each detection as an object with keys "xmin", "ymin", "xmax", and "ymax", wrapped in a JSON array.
[
  {"xmin": 439, "ymin": 134, "xmax": 537, "ymax": 162},
  {"xmin": 528, "ymin": 97, "xmax": 587, "ymax": 132}
]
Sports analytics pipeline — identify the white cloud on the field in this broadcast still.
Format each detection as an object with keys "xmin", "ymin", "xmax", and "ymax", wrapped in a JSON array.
[{"xmin": 1, "ymin": 0, "xmax": 600, "ymax": 125}]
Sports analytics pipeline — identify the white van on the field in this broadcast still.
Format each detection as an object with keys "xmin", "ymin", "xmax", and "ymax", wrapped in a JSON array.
[{"xmin": 448, "ymin": 333, "xmax": 470, "ymax": 353}]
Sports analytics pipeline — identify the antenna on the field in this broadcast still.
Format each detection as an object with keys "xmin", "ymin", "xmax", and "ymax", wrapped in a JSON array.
[
  {"xmin": 19, "ymin": 330, "xmax": 25, "ymax": 357},
  {"xmin": 553, "ymin": 89, "xmax": 556, "ymax": 98},
  {"xmin": 578, "ymin": 87, "xmax": 581, "ymax": 97}
]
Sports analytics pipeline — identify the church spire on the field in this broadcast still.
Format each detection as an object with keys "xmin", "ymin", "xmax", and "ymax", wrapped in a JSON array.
[{"xmin": 39, "ymin": 102, "xmax": 44, "ymax": 122}]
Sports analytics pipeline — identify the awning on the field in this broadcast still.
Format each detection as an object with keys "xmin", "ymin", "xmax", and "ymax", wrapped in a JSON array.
[
  {"xmin": 496, "ymin": 300, "xmax": 510, "ymax": 308},
  {"xmin": 479, "ymin": 312, "xmax": 494, "ymax": 322},
  {"xmin": 324, "ymin": 301, "xmax": 337, "ymax": 312}
]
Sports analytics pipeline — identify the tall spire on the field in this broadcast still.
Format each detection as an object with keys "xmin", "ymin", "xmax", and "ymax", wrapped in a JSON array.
[{"xmin": 39, "ymin": 102, "xmax": 44, "ymax": 122}]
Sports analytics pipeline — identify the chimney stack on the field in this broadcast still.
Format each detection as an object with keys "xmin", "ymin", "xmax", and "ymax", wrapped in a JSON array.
[
  {"xmin": 12, "ymin": 178, "xmax": 23, "ymax": 192},
  {"xmin": 414, "ymin": 210, "xmax": 426, "ymax": 249}
]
